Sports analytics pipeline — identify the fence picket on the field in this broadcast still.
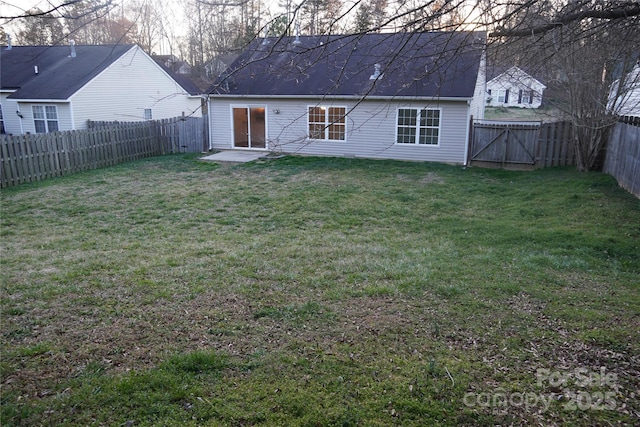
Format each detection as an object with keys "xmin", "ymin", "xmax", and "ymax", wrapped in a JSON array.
[
  {"xmin": 470, "ymin": 120, "xmax": 575, "ymax": 170},
  {"xmin": 605, "ymin": 120, "xmax": 640, "ymax": 198},
  {"xmin": 1, "ymin": 116, "xmax": 206, "ymax": 188}
]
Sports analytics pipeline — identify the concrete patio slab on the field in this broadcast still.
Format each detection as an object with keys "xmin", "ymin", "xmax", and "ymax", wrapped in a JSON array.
[{"xmin": 200, "ymin": 150, "xmax": 267, "ymax": 163}]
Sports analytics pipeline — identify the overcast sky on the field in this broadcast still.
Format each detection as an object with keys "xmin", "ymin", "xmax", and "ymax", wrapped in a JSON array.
[{"xmin": 0, "ymin": 0, "xmax": 287, "ymax": 54}]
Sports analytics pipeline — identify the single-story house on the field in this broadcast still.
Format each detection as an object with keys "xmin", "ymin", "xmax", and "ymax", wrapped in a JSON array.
[
  {"xmin": 207, "ymin": 31, "xmax": 487, "ymax": 164},
  {"xmin": 1, "ymin": 43, "xmax": 202, "ymax": 135},
  {"xmin": 486, "ymin": 66, "xmax": 546, "ymax": 109}
]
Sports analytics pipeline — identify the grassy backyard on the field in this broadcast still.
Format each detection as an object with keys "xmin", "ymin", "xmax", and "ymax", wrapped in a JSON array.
[{"xmin": 1, "ymin": 154, "xmax": 639, "ymax": 426}]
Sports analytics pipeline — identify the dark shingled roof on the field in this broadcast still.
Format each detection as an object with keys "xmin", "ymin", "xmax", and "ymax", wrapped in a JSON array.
[
  {"xmin": 1, "ymin": 45, "xmax": 133, "ymax": 99},
  {"xmin": 1, "ymin": 44, "xmax": 201, "ymax": 99},
  {"xmin": 209, "ymin": 31, "xmax": 486, "ymax": 99}
]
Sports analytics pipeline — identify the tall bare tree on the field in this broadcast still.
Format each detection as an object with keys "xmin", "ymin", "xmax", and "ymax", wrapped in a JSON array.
[
  {"xmin": 127, "ymin": 0, "xmax": 165, "ymax": 54},
  {"xmin": 487, "ymin": 0, "xmax": 640, "ymax": 171}
]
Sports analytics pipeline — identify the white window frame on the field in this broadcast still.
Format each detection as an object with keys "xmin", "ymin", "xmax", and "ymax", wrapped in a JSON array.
[
  {"xmin": 144, "ymin": 108, "xmax": 153, "ymax": 120},
  {"xmin": 308, "ymin": 105, "xmax": 347, "ymax": 141},
  {"xmin": 396, "ymin": 107, "xmax": 441, "ymax": 146},
  {"xmin": 497, "ymin": 89, "xmax": 507, "ymax": 103},
  {"xmin": 32, "ymin": 105, "xmax": 59, "ymax": 133}
]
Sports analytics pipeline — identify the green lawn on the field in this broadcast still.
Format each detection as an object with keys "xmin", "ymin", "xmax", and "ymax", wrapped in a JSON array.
[
  {"xmin": 484, "ymin": 106, "xmax": 565, "ymax": 122},
  {"xmin": 1, "ymin": 154, "xmax": 639, "ymax": 426}
]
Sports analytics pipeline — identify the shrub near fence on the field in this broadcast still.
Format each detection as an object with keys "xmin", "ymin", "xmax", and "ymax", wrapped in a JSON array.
[{"xmin": 0, "ymin": 121, "xmax": 169, "ymax": 188}]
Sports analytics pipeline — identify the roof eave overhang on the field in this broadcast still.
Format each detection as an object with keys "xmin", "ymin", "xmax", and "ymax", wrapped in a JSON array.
[
  {"xmin": 9, "ymin": 98, "xmax": 70, "ymax": 103},
  {"xmin": 207, "ymin": 94, "xmax": 472, "ymax": 102}
]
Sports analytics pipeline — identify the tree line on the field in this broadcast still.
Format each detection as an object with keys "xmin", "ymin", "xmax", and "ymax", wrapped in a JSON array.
[{"xmin": 2, "ymin": 0, "xmax": 639, "ymax": 171}]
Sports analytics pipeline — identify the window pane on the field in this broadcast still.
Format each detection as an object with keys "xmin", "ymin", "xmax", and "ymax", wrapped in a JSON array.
[
  {"xmin": 47, "ymin": 120, "xmax": 59, "ymax": 132},
  {"xmin": 418, "ymin": 109, "xmax": 439, "ymax": 145},
  {"xmin": 309, "ymin": 123, "xmax": 325, "ymax": 139},
  {"xmin": 45, "ymin": 106, "xmax": 58, "ymax": 120},
  {"xmin": 419, "ymin": 127, "xmax": 438, "ymax": 145},
  {"xmin": 397, "ymin": 127, "xmax": 416, "ymax": 144},
  {"xmin": 328, "ymin": 124, "xmax": 345, "ymax": 140},
  {"xmin": 33, "ymin": 106, "xmax": 45, "ymax": 119},
  {"xmin": 397, "ymin": 108, "xmax": 418, "ymax": 144},
  {"xmin": 309, "ymin": 106, "xmax": 326, "ymax": 139},
  {"xmin": 398, "ymin": 109, "xmax": 417, "ymax": 126},
  {"xmin": 328, "ymin": 107, "xmax": 345, "ymax": 124},
  {"xmin": 327, "ymin": 107, "xmax": 346, "ymax": 140},
  {"xmin": 34, "ymin": 120, "xmax": 46, "ymax": 133},
  {"xmin": 308, "ymin": 107, "xmax": 325, "ymax": 123}
]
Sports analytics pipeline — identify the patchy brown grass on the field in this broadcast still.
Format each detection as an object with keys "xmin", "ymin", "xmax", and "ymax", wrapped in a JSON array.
[{"xmin": 1, "ymin": 154, "xmax": 639, "ymax": 426}]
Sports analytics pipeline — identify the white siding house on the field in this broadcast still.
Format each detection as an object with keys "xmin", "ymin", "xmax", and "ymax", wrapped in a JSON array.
[
  {"xmin": 486, "ymin": 66, "xmax": 546, "ymax": 109},
  {"xmin": 1, "ymin": 44, "xmax": 201, "ymax": 135},
  {"xmin": 210, "ymin": 98, "xmax": 471, "ymax": 163},
  {"xmin": 609, "ymin": 63, "xmax": 640, "ymax": 117},
  {"xmin": 208, "ymin": 32, "xmax": 486, "ymax": 165}
]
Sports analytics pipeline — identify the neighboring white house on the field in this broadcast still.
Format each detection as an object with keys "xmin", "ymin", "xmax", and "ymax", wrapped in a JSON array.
[
  {"xmin": 207, "ymin": 32, "xmax": 487, "ymax": 165},
  {"xmin": 1, "ymin": 43, "xmax": 202, "ymax": 135},
  {"xmin": 609, "ymin": 62, "xmax": 640, "ymax": 117},
  {"xmin": 486, "ymin": 66, "xmax": 546, "ymax": 109}
]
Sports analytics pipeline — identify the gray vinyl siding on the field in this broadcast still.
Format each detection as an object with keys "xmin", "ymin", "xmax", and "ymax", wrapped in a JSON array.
[
  {"xmin": 15, "ymin": 102, "xmax": 72, "ymax": 134},
  {"xmin": 70, "ymin": 46, "xmax": 200, "ymax": 129},
  {"xmin": 210, "ymin": 98, "xmax": 470, "ymax": 164},
  {"xmin": 1, "ymin": 93, "xmax": 21, "ymax": 135}
]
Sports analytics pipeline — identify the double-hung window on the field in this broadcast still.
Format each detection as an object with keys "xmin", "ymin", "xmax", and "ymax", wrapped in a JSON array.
[
  {"xmin": 308, "ymin": 106, "xmax": 346, "ymax": 141},
  {"xmin": 519, "ymin": 89, "xmax": 533, "ymax": 105},
  {"xmin": 396, "ymin": 108, "xmax": 440, "ymax": 145},
  {"xmin": 32, "ymin": 105, "xmax": 59, "ymax": 133},
  {"xmin": 497, "ymin": 89, "xmax": 509, "ymax": 103}
]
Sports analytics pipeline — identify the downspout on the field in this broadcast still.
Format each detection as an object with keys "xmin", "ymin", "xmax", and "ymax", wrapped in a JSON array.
[
  {"xmin": 16, "ymin": 110, "xmax": 24, "ymax": 134},
  {"xmin": 463, "ymin": 99, "xmax": 472, "ymax": 167},
  {"xmin": 204, "ymin": 94, "xmax": 213, "ymax": 151},
  {"xmin": 69, "ymin": 102, "xmax": 76, "ymax": 130}
]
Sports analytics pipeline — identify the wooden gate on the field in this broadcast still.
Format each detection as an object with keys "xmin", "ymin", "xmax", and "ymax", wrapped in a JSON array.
[
  {"xmin": 470, "ymin": 120, "xmax": 542, "ymax": 168},
  {"xmin": 470, "ymin": 120, "xmax": 574, "ymax": 169}
]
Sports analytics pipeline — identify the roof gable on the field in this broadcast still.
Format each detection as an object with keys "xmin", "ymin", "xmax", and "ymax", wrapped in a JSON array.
[
  {"xmin": 1, "ymin": 44, "xmax": 134, "ymax": 100},
  {"xmin": 486, "ymin": 66, "xmax": 546, "ymax": 89},
  {"xmin": 209, "ymin": 32, "xmax": 486, "ymax": 99}
]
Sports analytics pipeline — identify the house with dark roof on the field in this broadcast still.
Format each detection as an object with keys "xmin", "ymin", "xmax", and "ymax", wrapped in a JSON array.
[
  {"xmin": 207, "ymin": 31, "xmax": 486, "ymax": 164},
  {"xmin": 486, "ymin": 66, "xmax": 546, "ymax": 109},
  {"xmin": 1, "ymin": 43, "xmax": 202, "ymax": 135}
]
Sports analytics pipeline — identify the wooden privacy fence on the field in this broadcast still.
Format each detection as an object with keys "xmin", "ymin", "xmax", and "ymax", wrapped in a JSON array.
[
  {"xmin": 1, "ymin": 121, "xmax": 177, "ymax": 188},
  {"xmin": 604, "ymin": 118, "xmax": 640, "ymax": 198},
  {"xmin": 89, "ymin": 116, "xmax": 207, "ymax": 154},
  {"xmin": 470, "ymin": 120, "xmax": 574, "ymax": 169}
]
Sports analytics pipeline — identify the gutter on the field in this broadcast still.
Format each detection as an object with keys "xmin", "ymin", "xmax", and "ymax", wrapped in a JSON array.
[
  {"xmin": 207, "ymin": 94, "xmax": 473, "ymax": 103},
  {"xmin": 9, "ymin": 98, "xmax": 69, "ymax": 103}
]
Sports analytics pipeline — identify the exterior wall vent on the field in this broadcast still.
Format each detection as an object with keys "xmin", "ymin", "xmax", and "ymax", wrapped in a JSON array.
[
  {"xmin": 370, "ymin": 63, "xmax": 383, "ymax": 80},
  {"xmin": 293, "ymin": 24, "xmax": 301, "ymax": 45}
]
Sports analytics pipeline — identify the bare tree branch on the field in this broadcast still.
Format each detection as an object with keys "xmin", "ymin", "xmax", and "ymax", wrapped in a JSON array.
[
  {"xmin": 490, "ymin": 1, "xmax": 640, "ymax": 37},
  {"xmin": 0, "ymin": 0, "xmax": 114, "ymax": 20}
]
